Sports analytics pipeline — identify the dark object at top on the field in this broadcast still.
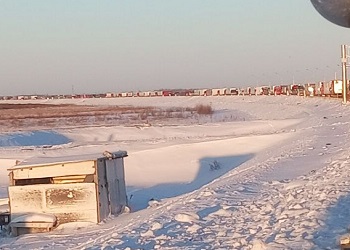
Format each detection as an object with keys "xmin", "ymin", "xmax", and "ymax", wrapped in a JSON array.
[
  {"xmin": 311, "ymin": 0, "xmax": 350, "ymax": 28},
  {"xmin": 102, "ymin": 150, "xmax": 128, "ymax": 159}
]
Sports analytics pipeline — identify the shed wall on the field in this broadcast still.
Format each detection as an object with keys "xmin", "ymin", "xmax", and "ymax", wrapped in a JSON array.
[
  {"xmin": 105, "ymin": 158, "xmax": 127, "ymax": 215},
  {"xmin": 12, "ymin": 161, "xmax": 96, "ymax": 180},
  {"xmin": 9, "ymin": 183, "xmax": 98, "ymax": 224},
  {"xmin": 96, "ymin": 159, "xmax": 109, "ymax": 221}
]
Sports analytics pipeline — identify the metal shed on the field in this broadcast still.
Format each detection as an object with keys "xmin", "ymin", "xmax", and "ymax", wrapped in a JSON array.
[{"xmin": 7, "ymin": 150, "xmax": 128, "ymax": 234}]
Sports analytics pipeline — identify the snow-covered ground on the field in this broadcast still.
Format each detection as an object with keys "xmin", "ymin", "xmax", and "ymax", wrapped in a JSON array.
[{"xmin": 0, "ymin": 95, "xmax": 350, "ymax": 249}]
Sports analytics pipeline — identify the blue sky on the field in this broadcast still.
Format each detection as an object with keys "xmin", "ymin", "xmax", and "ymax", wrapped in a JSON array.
[{"xmin": 1, "ymin": 1, "xmax": 350, "ymax": 95}]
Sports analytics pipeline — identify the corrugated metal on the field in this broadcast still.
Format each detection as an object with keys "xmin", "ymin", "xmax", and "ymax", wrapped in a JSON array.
[
  {"xmin": 106, "ymin": 158, "xmax": 127, "ymax": 215},
  {"xmin": 96, "ymin": 159, "xmax": 109, "ymax": 222}
]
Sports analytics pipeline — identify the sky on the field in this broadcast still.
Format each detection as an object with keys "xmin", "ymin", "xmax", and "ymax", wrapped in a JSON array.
[{"xmin": 1, "ymin": 0, "xmax": 350, "ymax": 96}]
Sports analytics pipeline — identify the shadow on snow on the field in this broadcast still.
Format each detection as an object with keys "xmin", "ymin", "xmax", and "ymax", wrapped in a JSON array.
[
  {"xmin": 127, "ymin": 153, "xmax": 254, "ymax": 212},
  {"xmin": 0, "ymin": 131, "xmax": 71, "ymax": 148},
  {"xmin": 311, "ymin": 193, "xmax": 350, "ymax": 249}
]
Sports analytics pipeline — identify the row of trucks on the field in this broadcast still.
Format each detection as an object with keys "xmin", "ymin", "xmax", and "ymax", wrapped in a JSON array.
[
  {"xmin": 255, "ymin": 80, "xmax": 345, "ymax": 97},
  {"xmin": 109, "ymin": 80, "xmax": 346, "ymax": 98}
]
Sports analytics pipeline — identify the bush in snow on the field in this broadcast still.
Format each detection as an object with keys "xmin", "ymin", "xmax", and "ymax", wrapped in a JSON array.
[
  {"xmin": 195, "ymin": 104, "xmax": 213, "ymax": 115},
  {"xmin": 209, "ymin": 160, "xmax": 221, "ymax": 171}
]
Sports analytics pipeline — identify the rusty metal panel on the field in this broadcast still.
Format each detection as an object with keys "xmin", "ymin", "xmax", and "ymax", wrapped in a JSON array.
[
  {"xmin": 105, "ymin": 159, "xmax": 127, "ymax": 215},
  {"xmin": 106, "ymin": 159, "xmax": 119, "ymax": 215},
  {"xmin": 115, "ymin": 158, "xmax": 127, "ymax": 206},
  {"xmin": 9, "ymin": 183, "xmax": 98, "ymax": 224},
  {"xmin": 96, "ymin": 159, "xmax": 109, "ymax": 222},
  {"xmin": 11, "ymin": 161, "xmax": 96, "ymax": 180}
]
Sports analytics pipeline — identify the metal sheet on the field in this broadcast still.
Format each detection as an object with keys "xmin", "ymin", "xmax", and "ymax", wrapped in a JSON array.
[
  {"xmin": 96, "ymin": 159, "xmax": 110, "ymax": 222},
  {"xmin": 105, "ymin": 159, "xmax": 127, "ymax": 215}
]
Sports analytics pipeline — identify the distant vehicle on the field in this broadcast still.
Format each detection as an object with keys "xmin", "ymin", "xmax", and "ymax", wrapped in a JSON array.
[
  {"xmin": 239, "ymin": 88, "xmax": 245, "ymax": 96},
  {"xmin": 273, "ymin": 86, "xmax": 282, "ymax": 95},
  {"xmin": 262, "ymin": 86, "xmax": 271, "ymax": 95},
  {"xmin": 281, "ymin": 85, "xmax": 290, "ymax": 95},
  {"xmin": 331, "ymin": 80, "xmax": 343, "ymax": 96},
  {"xmin": 254, "ymin": 86, "xmax": 270, "ymax": 95},
  {"xmin": 229, "ymin": 88, "xmax": 239, "ymax": 95},
  {"xmin": 246, "ymin": 87, "xmax": 252, "ymax": 95},
  {"xmin": 290, "ymin": 84, "xmax": 305, "ymax": 96},
  {"xmin": 305, "ymin": 83, "xmax": 317, "ymax": 97}
]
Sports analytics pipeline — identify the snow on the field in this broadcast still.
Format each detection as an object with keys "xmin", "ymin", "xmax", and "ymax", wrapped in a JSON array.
[
  {"xmin": 0, "ymin": 130, "xmax": 71, "ymax": 148},
  {"xmin": 174, "ymin": 212, "xmax": 200, "ymax": 223},
  {"xmin": 10, "ymin": 150, "xmax": 126, "ymax": 170},
  {"xmin": 10, "ymin": 213, "xmax": 56, "ymax": 224},
  {"xmin": 0, "ymin": 96, "xmax": 350, "ymax": 249}
]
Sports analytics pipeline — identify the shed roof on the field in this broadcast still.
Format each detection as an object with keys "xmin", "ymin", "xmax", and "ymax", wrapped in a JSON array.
[{"xmin": 9, "ymin": 150, "xmax": 128, "ymax": 170}]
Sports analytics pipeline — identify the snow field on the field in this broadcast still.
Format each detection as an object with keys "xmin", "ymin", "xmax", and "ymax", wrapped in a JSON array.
[{"xmin": 0, "ymin": 96, "xmax": 350, "ymax": 249}]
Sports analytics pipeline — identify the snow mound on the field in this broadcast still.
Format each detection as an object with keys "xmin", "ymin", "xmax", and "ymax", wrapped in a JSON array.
[
  {"xmin": 251, "ymin": 240, "xmax": 268, "ymax": 250},
  {"xmin": 0, "ymin": 203, "xmax": 9, "ymax": 213},
  {"xmin": 174, "ymin": 212, "xmax": 200, "ymax": 223},
  {"xmin": 148, "ymin": 198, "xmax": 161, "ymax": 208},
  {"xmin": 10, "ymin": 213, "xmax": 56, "ymax": 224},
  {"xmin": 55, "ymin": 221, "xmax": 95, "ymax": 232},
  {"xmin": 0, "ymin": 130, "xmax": 71, "ymax": 147},
  {"xmin": 151, "ymin": 222, "xmax": 163, "ymax": 231}
]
